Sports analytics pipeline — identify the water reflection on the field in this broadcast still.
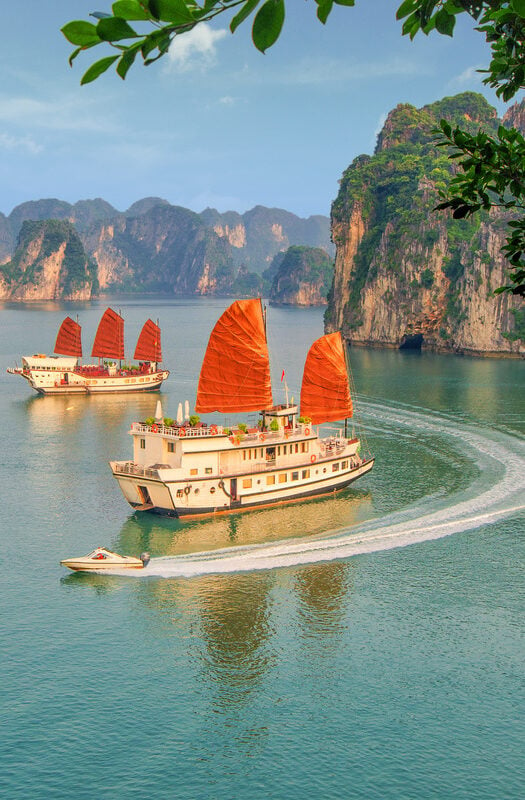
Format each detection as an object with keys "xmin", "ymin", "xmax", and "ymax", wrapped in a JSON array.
[
  {"xmin": 295, "ymin": 562, "xmax": 351, "ymax": 643},
  {"xmin": 115, "ymin": 488, "xmax": 373, "ymax": 558}
]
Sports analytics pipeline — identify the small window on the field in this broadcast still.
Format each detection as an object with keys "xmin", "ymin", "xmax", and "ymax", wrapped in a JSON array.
[
  {"xmin": 283, "ymin": 445, "xmax": 287, "ymax": 455},
  {"xmin": 279, "ymin": 473, "xmax": 287, "ymax": 484},
  {"xmin": 302, "ymin": 469, "xmax": 310, "ymax": 479},
  {"xmin": 176, "ymin": 489, "xmax": 184, "ymax": 498},
  {"xmin": 194, "ymin": 488, "xmax": 200, "ymax": 495},
  {"xmin": 342, "ymin": 460, "xmax": 348, "ymax": 469},
  {"xmin": 291, "ymin": 471, "xmax": 299, "ymax": 481},
  {"xmin": 301, "ymin": 442, "xmax": 306, "ymax": 453},
  {"xmin": 332, "ymin": 463, "xmax": 339, "ymax": 472},
  {"xmin": 205, "ymin": 467, "xmax": 212, "ymax": 475},
  {"xmin": 243, "ymin": 450, "xmax": 247, "ymax": 461},
  {"xmin": 167, "ymin": 442, "xmax": 175, "ymax": 453},
  {"xmin": 190, "ymin": 468, "xmax": 198, "ymax": 476},
  {"xmin": 277, "ymin": 446, "xmax": 281, "ymax": 455},
  {"xmin": 210, "ymin": 487, "xmax": 216, "ymax": 494},
  {"xmin": 140, "ymin": 439, "xmax": 146, "ymax": 449},
  {"xmin": 266, "ymin": 475, "xmax": 275, "ymax": 485},
  {"xmin": 295, "ymin": 444, "xmax": 299, "ymax": 453},
  {"xmin": 242, "ymin": 478, "xmax": 252, "ymax": 489}
]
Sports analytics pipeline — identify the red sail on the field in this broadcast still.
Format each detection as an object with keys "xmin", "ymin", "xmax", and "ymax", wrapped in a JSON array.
[
  {"xmin": 195, "ymin": 298, "xmax": 273, "ymax": 413},
  {"xmin": 300, "ymin": 332, "xmax": 353, "ymax": 424},
  {"xmin": 91, "ymin": 308, "xmax": 124, "ymax": 359},
  {"xmin": 134, "ymin": 319, "xmax": 162, "ymax": 362},
  {"xmin": 54, "ymin": 317, "xmax": 82, "ymax": 357}
]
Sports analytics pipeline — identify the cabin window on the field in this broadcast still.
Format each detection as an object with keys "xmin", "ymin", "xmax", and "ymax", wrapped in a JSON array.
[
  {"xmin": 205, "ymin": 467, "xmax": 212, "ymax": 475},
  {"xmin": 332, "ymin": 463, "xmax": 339, "ymax": 472},
  {"xmin": 283, "ymin": 445, "xmax": 287, "ymax": 455},
  {"xmin": 278, "ymin": 446, "xmax": 281, "ymax": 455},
  {"xmin": 176, "ymin": 489, "xmax": 184, "ymax": 498},
  {"xmin": 140, "ymin": 439, "xmax": 146, "ymax": 449},
  {"xmin": 302, "ymin": 469, "xmax": 310, "ymax": 479},
  {"xmin": 167, "ymin": 442, "xmax": 175, "ymax": 453},
  {"xmin": 279, "ymin": 474, "xmax": 287, "ymax": 484},
  {"xmin": 342, "ymin": 460, "xmax": 348, "ymax": 469},
  {"xmin": 190, "ymin": 468, "xmax": 198, "ymax": 476},
  {"xmin": 194, "ymin": 488, "xmax": 200, "ymax": 495},
  {"xmin": 291, "ymin": 471, "xmax": 299, "ymax": 481},
  {"xmin": 266, "ymin": 475, "xmax": 275, "ymax": 485},
  {"xmin": 242, "ymin": 478, "xmax": 252, "ymax": 489},
  {"xmin": 243, "ymin": 451, "xmax": 247, "ymax": 461},
  {"xmin": 295, "ymin": 444, "xmax": 299, "ymax": 453},
  {"xmin": 210, "ymin": 487, "xmax": 216, "ymax": 494},
  {"xmin": 301, "ymin": 442, "xmax": 306, "ymax": 453}
]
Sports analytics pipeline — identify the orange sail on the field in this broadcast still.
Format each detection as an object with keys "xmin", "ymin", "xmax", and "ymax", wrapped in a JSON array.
[
  {"xmin": 300, "ymin": 332, "xmax": 353, "ymax": 424},
  {"xmin": 91, "ymin": 308, "xmax": 124, "ymax": 359},
  {"xmin": 54, "ymin": 317, "xmax": 82, "ymax": 358},
  {"xmin": 195, "ymin": 298, "xmax": 273, "ymax": 413},
  {"xmin": 134, "ymin": 319, "xmax": 162, "ymax": 362}
]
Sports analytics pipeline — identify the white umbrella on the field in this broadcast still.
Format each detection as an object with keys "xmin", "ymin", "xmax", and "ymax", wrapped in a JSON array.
[
  {"xmin": 177, "ymin": 402, "xmax": 183, "ymax": 424},
  {"xmin": 184, "ymin": 400, "xmax": 190, "ymax": 420},
  {"xmin": 155, "ymin": 400, "xmax": 163, "ymax": 422}
]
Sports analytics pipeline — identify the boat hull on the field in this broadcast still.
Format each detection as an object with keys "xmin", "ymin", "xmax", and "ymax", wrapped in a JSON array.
[
  {"xmin": 60, "ymin": 559, "xmax": 145, "ymax": 571},
  {"xmin": 9, "ymin": 366, "xmax": 169, "ymax": 395}
]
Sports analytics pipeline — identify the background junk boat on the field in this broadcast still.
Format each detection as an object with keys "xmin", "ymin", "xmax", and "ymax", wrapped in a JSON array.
[
  {"xmin": 7, "ymin": 309, "xmax": 169, "ymax": 395},
  {"xmin": 110, "ymin": 298, "xmax": 374, "ymax": 518}
]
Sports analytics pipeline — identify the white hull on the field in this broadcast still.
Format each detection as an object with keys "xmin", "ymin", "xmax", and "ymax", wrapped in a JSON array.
[
  {"xmin": 8, "ymin": 363, "xmax": 169, "ymax": 395},
  {"xmin": 110, "ymin": 414, "xmax": 374, "ymax": 519}
]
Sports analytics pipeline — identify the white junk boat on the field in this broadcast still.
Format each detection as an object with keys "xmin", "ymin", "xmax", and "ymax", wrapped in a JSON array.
[
  {"xmin": 60, "ymin": 546, "xmax": 150, "ymax": 571},
  {"xmin": 110, "ymin": 299, "xmax": 374, "ymax": 518},
  {"xmin": 7, "ymin": 309, "xmax": 169, "ymax": 395}
]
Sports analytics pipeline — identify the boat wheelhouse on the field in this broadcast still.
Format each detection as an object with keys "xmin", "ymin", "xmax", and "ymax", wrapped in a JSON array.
[
  {"xmin": 110, "ymin": 299, "xmax": 374, "ymax": 518},
  {"xmin": 7, "ymin": 309, "xmax": 169, "ymax": 395}
]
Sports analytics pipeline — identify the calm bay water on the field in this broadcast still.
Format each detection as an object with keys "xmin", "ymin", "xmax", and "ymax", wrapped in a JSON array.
[{"xmin": 1, "ymin": 298, "xmax": 524, "ymax": 799}]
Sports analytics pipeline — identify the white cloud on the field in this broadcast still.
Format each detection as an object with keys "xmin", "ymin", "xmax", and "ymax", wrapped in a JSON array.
[
  {"xmin": 219, "ymin": 96, "xmax": 236, "ymax": 106},
  {"xmin": 0, "ymin": 132, "xmax": 42, "ymax": 154},
  {"xmin": 165, "ymin": 24, "xmax": 228, "ymax": 72},
  {"xmin": 449, "ymin": 65, "xmax": 484, "ymax": 87},
  {"xmin": 0, "ymin": 94, "xmax": 117, "ymax": 132}
]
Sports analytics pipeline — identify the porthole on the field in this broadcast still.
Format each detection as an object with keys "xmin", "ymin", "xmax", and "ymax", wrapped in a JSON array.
[
  {"xmin": 194, "ymin": 488, "xmax": 200, "ymax": 495},
  {"xmin": 210, "ymin": 487, "xmax": 216, "ymax": 494}
]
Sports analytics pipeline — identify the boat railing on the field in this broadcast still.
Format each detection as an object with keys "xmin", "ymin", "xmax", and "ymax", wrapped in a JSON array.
[{"xmin": 113, "ymin": 461, "xmax": 160, "ymax": 479}]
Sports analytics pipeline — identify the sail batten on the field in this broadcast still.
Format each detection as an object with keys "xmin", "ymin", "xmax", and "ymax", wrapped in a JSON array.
[
  {"xmin": 91, "ymin": 308, "xmax": 124, "ymax": 360},
  {"xmin": 300, "ymin": 332, "xmax": 353, "ymax": 425},
  {"xmin": 195, "ymin": 298, "xmax": 273, "ymax": 413},
  {"xmin": 54, "ymin": 317, "xmax": 82, "ymax": 358},
  {"xmin": 134, "ymin": 319, "xmax": 162, "ymax": 362}
]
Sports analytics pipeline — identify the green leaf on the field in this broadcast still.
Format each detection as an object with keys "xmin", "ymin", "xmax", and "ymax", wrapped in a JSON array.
[
  {"xmin": 511, "ymin": 0, "xmax": 525, "ymax": 17},
  {"xmin": 230, "ymin": 0, "xmax": 261, "ymax": 34},
  {"xmin": 149, "ymin": 0, "xmax": 195, "ymax": 24},
  {"xmin": 252, "ymin": 0, "xmax": 285, "ymax": 52},
  {"xmin": 396, "ymin": 0, "xmax": 418, "ymax": 20},
  {"xmin": 112, "ymin": 1, "xmax": 151, "ymax": 20},
  {"xmin": 61, "ymin": 21, "xmax": 101, "ymax": 46},
  {"xmin": 435, "ymin": 9, "xmax": 455, "ymax": 36},
  {"xmin": 317, "ymin": 1, "xmax": 334, "ymax": 25},
  {"xmin": 334, "ymin": 0, "xmax": 355, "ymax": 6},
  {"xmin": 97, "ymin": 17, "xmax": 139, "ymax": 41},
  {"xmin": 80, "ymin": 55, "xmax": 120, "ymax": 84},
  {"xmin": 116, "ymin": 44, "xmax": 141, "ymax": 78}
]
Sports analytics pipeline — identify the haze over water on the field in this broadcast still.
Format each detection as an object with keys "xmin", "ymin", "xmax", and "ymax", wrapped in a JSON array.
[{"xmin": 1, "ymin": 299, "xmax": 524, "ymax": 799}]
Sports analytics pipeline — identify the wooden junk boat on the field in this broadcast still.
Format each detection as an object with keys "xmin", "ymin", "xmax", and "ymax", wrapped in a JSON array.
[
  {"xmin": 7, "ymin": 309, "xmax": 169, "ymax": 394},
  {"xmin": 110, "ymin": 298, "xmax": 374, "ymax": 518}
]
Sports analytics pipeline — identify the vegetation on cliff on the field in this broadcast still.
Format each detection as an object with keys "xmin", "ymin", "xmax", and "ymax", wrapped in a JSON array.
[{"xmin": 268, "ymin": 246, "xmax": 334, "ymax": 306}]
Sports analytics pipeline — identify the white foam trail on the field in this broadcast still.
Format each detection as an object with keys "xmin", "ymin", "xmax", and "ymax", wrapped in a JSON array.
[{"xmin": 108, "ymin": 406, "xmax": 525, "ymax": 578}]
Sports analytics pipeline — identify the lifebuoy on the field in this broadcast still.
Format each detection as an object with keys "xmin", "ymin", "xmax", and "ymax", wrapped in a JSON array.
[
  {"xmin": 184, "ymin": 486, "xmax": 190, "ymax": 495},
  {"xmin": 151, "ymin": 423, "xmax": 158, "ymax": 433},
  {"xmin": 259, "ymin": 433, "xmax": 266, "ymax": 442},
  {"xmin": 310, "ymin": 454, "xmax": 317, "ymax": 463},
  {"xmin": 304, "ymin": 427, "xmax": 311, "ymax": 436},
  {"xmin": 210, "ymin": 425, "xmax": 218, "ymax": 435},
  {"xmin": 179, "ymin": 427, "xmax": 186, "ymax": 437}
]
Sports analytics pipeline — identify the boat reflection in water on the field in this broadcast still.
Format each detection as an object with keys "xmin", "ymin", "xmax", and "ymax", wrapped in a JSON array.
[{"xmin": 115, "ymin": 486, "xmax": 373, "ymax": 558}]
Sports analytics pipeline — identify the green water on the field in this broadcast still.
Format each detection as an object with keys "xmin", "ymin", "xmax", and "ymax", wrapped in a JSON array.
[{"xmin": 1, "ymin": 299, "xmax": 524, "ymax": 799}]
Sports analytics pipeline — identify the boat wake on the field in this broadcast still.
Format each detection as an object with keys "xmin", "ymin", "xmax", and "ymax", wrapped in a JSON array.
[{"xmin": 109, "ymin": 404, "xmax": 525, "ymax": 578}]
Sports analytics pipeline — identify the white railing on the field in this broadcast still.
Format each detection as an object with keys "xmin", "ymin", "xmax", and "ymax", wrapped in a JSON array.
[{"xmin": 113, "ymin": 461, "xmax": 160, "ymax": 479}]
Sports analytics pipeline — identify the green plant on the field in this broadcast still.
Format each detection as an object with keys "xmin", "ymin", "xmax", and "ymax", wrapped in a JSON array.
[
  {"xmin": 298, "ymin": 415, "xmax": 311, "ymax": 424},
  {"xmin": 420, "ymin": 268, "xmax": 434, "ymax": 289},
  {"xmin": 237, "ymin": 423, "xmax": 248, "ymax": 433},
  {"xmin": 269, "ymin": 419, "xmax": 279, "ymax": 431},
  {"xmin": 189, "ymin": 415, "xmax": 200, "ymax": 427},
  {"xmin": 163, "ymin": 417, "xmax": 174, "ymax": 427},
  {"xmin": 144, "ymin": 417, "xmax": 155, "ymax": 425}
]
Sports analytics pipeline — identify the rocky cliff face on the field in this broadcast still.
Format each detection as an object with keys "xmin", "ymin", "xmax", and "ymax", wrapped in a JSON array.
[
  {"xmin": 327, "ymin": 93, "xmax": 524, "ymax": 357},
  {"xmin": 0, "ymin": 220, "xmax": 96, "ymax": 301},
  {"xmin": 268, "ymin": 246, "xmax": 334, "ymax": 306}
]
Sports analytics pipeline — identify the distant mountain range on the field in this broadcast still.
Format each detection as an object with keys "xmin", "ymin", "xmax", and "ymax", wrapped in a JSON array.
[{"xmin": 0, "ymin": 198, "xmax": 333, "ymax": 300}]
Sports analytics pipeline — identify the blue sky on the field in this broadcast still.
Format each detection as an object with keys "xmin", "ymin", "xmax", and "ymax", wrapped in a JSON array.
[{"xmin": 0, "ymin": 1, "xmax": 511, "ymax": 219}]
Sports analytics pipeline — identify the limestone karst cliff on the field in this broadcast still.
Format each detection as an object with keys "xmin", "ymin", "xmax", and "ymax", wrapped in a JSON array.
[
  {"xmin": 0, "ymin": 220, "xmax": 97, "ymax": 301},
  {"xmin": 326, "ymin": 93, "xmax": 524, "ymax": 357},
  {"xmin": 268, "ymin": 246, "xmax": 334, "ymax": 306}
]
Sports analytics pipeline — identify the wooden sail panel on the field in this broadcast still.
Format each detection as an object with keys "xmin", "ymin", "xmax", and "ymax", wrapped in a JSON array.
[
  {"xmin": 91, "ymin": 308, "xmax": 124, "ymax": 359},
  {"xmin": 300, "ymin": 332, "xmax": 353, "ymax": 424},
  {"xmin": 134, "ymin": 319, "xmax": 162, "ymax": 362},
  {"xmin": 195, "ymin": 298, "xmax": 273, "ymax": 413},
  {"xmin": 54, "ymin": 317, "xmax": 82, "ymax": 357}
]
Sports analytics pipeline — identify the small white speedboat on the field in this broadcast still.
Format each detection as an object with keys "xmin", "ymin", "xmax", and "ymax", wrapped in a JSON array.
[{"xmin": 60, "ymin": 546, "xmax": 150, "ymax": 572}]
